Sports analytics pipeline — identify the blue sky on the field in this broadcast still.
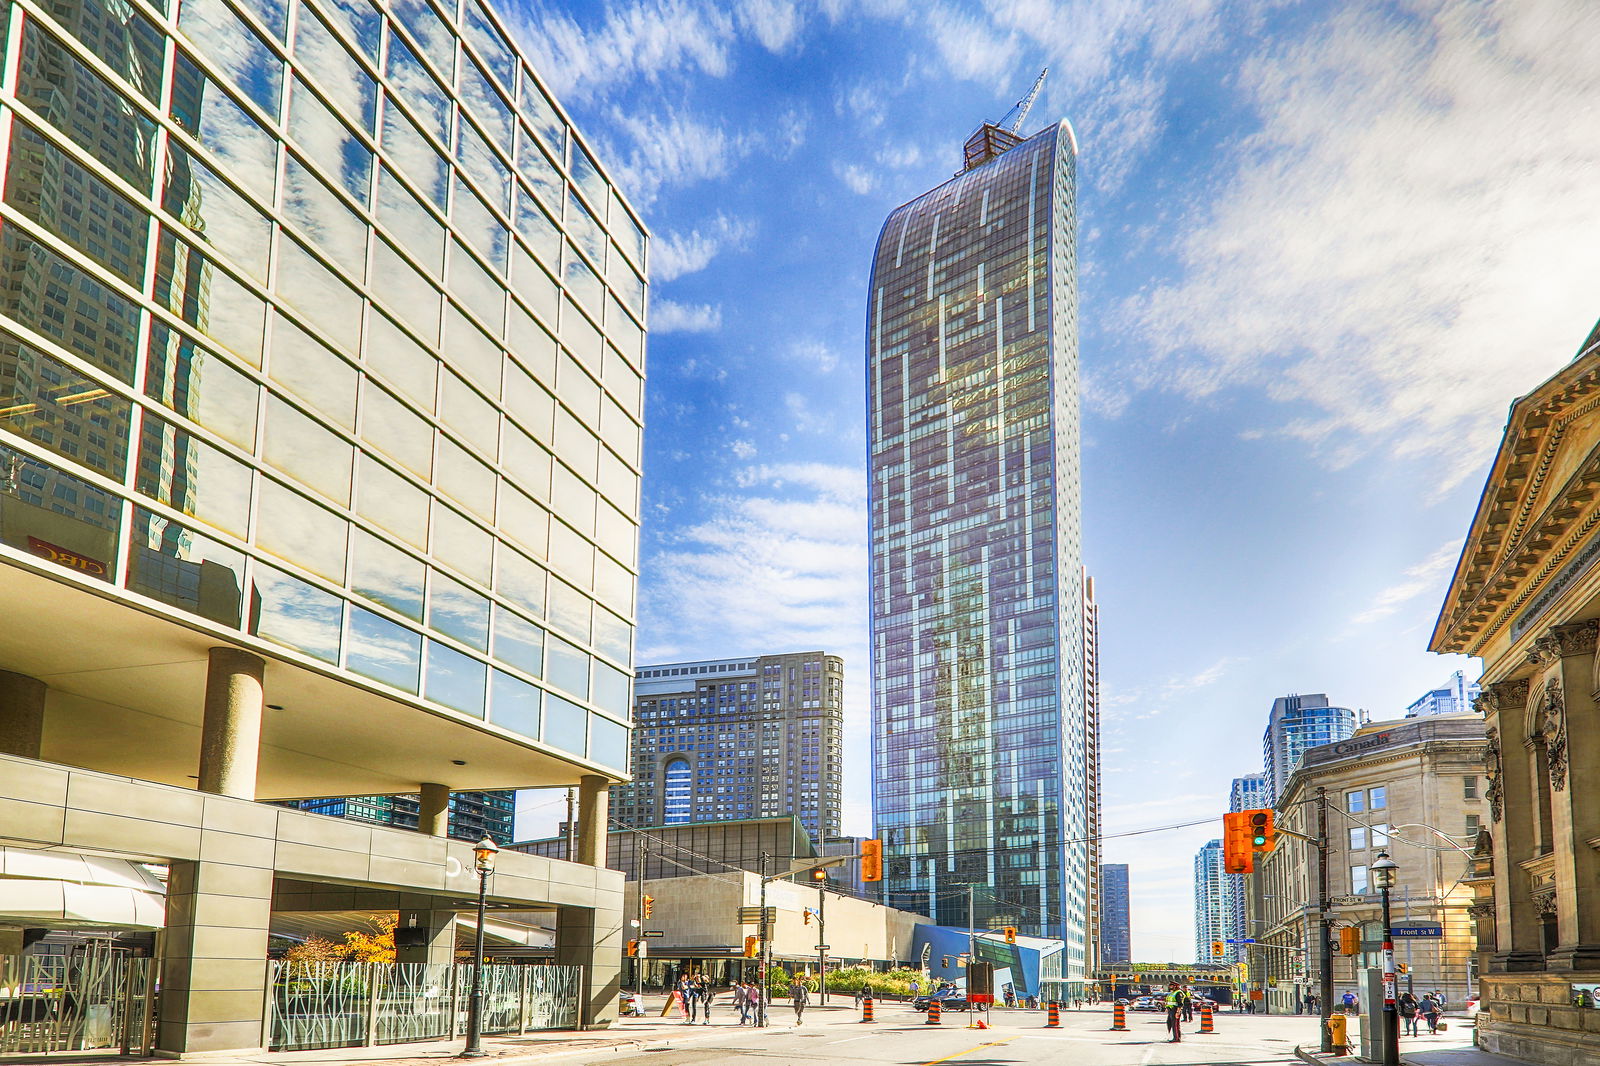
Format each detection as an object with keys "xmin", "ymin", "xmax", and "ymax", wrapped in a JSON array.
[{"xmin": 503, "ymin": 0, "xmax": 1600, "ymax": 962}]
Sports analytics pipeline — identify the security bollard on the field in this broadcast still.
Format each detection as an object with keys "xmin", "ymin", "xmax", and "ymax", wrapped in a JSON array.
[
  {"xmin": 1045, "ymin": 1001, "xmax": 1060, "ymax": 1027},
  {"xmin": 1200, "ymin": 1003, "xmax": 1215, "ymax": 1034},
  {"xmin": 1111, "ymin": 1001, "xmax": 1128, "ymax": 1031},
  {"xmin": 927, "ymin": 999, "xmax": 942, "ymax": 1026},
  {"xmin": 861, "ymin": 996, "xmax": 874, "ymax": 1023}
]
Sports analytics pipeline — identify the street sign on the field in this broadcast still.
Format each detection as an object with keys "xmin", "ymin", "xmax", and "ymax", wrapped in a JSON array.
[
  {"xmin": 737, "ymin": 906, "xmax": 777, "ymax": 924},
  {"xmin": 1390, "ymin": 923, "xmax": 1444, "ymax": 938},
  {"xmin": 1329, "ymin": 895, "xmax": 1364, "ymax": 906},
  {"xmin": 1225, "ymin": 938, "xmax": 1257, "ymax": 944},
  {"xmin": 642, "ymin": 930, "xmax": 664, "ymax": 938},
  {"xmin": 816, "ymin": 945, "xmax": 830, "ymax": 951}
]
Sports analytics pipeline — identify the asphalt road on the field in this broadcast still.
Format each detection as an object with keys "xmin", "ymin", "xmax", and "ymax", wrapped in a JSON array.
[{"xmin": 572, "ymin": 1001, "xmax": 1352, "ymax": 1066}]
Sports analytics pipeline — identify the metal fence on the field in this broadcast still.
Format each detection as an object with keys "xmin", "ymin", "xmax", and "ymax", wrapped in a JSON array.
[
  {"xmin": 0, "ymin": 947, "xmax": 155, "ymax": 1057},
  {"xmin": 267, "ymin": 962, "xmax": 582, "ymax": 1052}
]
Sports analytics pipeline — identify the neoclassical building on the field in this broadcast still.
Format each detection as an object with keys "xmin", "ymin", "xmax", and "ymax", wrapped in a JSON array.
[{"xmin": 1431, "ymin": 318, "xmax": 1600, "ymax": 1066}]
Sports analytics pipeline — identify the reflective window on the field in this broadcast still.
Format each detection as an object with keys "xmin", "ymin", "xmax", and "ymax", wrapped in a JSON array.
[
  {"xmin": 375, "ymin": 167, "xmax": 444, "ymax": 275},
  {"xmin": 595, "ymin": 551, "xmax": 632, "ymax": 614},
  {"xmin": 544, "ymin": 693, "xmax": 586, "ymax": 757},
  {"xmin": 315, "ymin": 0, "xmax": 382, "ymax": 61},
  {"xmin": 549, "ymin": 518, "xmax": 592, "ymax": 585},
  {"xmin": 144, "ymin": 325, "xmax": 260, "ymax": 450},
  {"xmin": 442, "ymin": 304, "xmax": 501, "ymax": 391},
  {"xmin": 555, "ymin": 407, "xmax": 597, "ymax": 479},
  {"xmin": 288, "ymin": 77, "xmax": 373, "ymax": 202},
  {"xmin": 283, "ymin": 156, "xmax": 368, "ymax": 278},
  {"xmin": 136, "ymin": 415, "xmax": 253, "ymax": 536},
  {"xmin": 177, "ymin": 0, "xmax": 282, "ymax": 116},
  {"xmin": 516, "ymin": 67, "xmax": 565, "ymax": 157},
  {"xmin": 593, "ymin": 605, "xmax": 631, "ymax": 665},
  {"xmin": 663, "ymin": 758, "xmax": 690, "ymax": 823},
  {"xmin": 590, "ymin": 713, "xmax": 627, "ymax": 771},
  {"xmin": 568, "ymin": 141, "xmax": 608, "ymax": 216},
  {"xmin": 383, "ymin": 32, "xmax": 450, "ymax": 142},
  {"xmin": 0, "ymin": 338, "xmax": 130, "ymax": 480},
  {"xmin": 127, "ymin": 508, "xmax": 246, "ymax": 626},
  {"xmin": 61, "ymin": 0, "xmax": 166, "ymax": 102},
  {"xmin": 596, "ymin": 499, "xmax": 634, "ymax": 566},
  {"xmin": 1369, "ymin": 786, "xmax": 1387, "ymax": 810},
  {"xmin": 449, "ymin": 244, "xmax": 505, "ymax": 330},
  {"xmin": 19, "ymin": 21, "xmax": 158, "ymax": 190},
  {"xmin": 612, "ymin": 203, "xmax": 646, "ymax": 271},
  {"xmin": 153, "ymin": 229, "xmax": 266, "ymax": 367},
  {"xmin": 252, "ymin": 562, "xmax": 342, "ymax": 663},
  {"xmin": 546, "ymin": 633, "xmax": 588, "ymax": 700},
  {"xmin": 490, "ymin": 669, "xmax": 540, "ymax": 738},
  {"xmin": 355, "ymin": 455, "xmax": 429, "ymax": 549},
  {"xmin": 502, "ymin": 423, "xmax": 550, "ymax": 501},
  {"xmin": 347, "ymin": 605, "xmax": 421, "ymax": 692},
  {"xmin": 437, "ymin": 437, "xmax": 495, "ymax": 520},
  {"xmin": 275, "ymin": 238, "xmax": 363, "ymax": 354},
  {"xmin": 431, "ymin": 503, "xmax": 490, "ymax": 584},
  {"xmin": 425, "ymin": 639, "xmax": 486, "ymax": 716},
  {"xmin": 255, "ymin": 477, "xmax": 347, "ymax": 580},
  {"xmin": 392, "ymin": 0, "xmax": 456, "ymax": 78},
  {"xmin": 263, "ymin": 396, "xmax": 352, "ymax": 505},
  {"xmin": 163, "ymin": 141, "xmax": 272, "ymax": 282},
  {"xmin": 5, "ymin": 123, "xmax": 149, "ymax": 286},
  {"xmin": 0, "ymin": 229, "xmax": 142, "ymax": 382},
  {"xmin": 496, "ymin": 548, "xmax": 545, "ymax": 618},
  {"xmin": 452, "ymin": 180, "xmax": 508, "ymax": 271},
  {"xmin": 350, "ymin": 526, "xmax": 424, "ymax": 619},
  {"xmin": 598, "ymin": 447, "xmax": 637, "ymax": 511},
  {"xmin": 547, "ymin": 576, "xmax": 590, "ymax": 644},
  {"xmin": 372, "ymin": 239, "xmax": 442, "ymax": 343},
  {"xmin": 294, "ymin": 2, "xmax": 377, "ymax": 131},
  {"xmin": 0, "ymin": 454, "xmax": 121, "ymax": 579},
  {"xmin": 365, "ymin": 312, "xmax": 437, "ymax": 406},
  {"xmin": 492, "ymin": 607, "xmax": 542, "ymax": 676},
  {"xmin": 562, "ymin": 250, "xmax": 604, "ymax": 319},
  {"xmin": 516, "ymin": 191, "xmax": 561, "ymax": 268},
  {"xmin": 359, "ymin": 382, "xmax": 432, "ymax": 476},
  {"xmin": 462, "ymin": 1, "xmax": 515, "ymax": 88},
  {"xmin": 440, "ymin": 371, "xmax": 498, "ymax": 456},
  {"xmin": 270, "ymin": 314, "xmax": 358, "ymax": 428},
  {"xmin": 457, "ymin": 114, "xmax": 510, "ymax": 213},
  {"xmin": 592, "ymin": 660, "xmax": 629, "ymax": 717},
  {"xmin": 566, "ymin": 190, "xmax": 605, "ymax": 266},
  {"xmin": 560, "ymin": 299, "xmax": 603, "ymax": 370},
  {"xmin": 459, "ymin": 58, "xmax": 512, "ymax": 156},
  {"xmin": 169, "ymin": 60, "xmax": 277, "ymax": 202},
  {"xmin": 510, "ymin": 246, "xmax": 559, "ymax": 325},
  {"xmin": 495, "ymin": 485, "xmax": 548, "ymax": 558},
  {"xmin": 429, "ymin": 569, "xmax": 489, "ymax": 650}
]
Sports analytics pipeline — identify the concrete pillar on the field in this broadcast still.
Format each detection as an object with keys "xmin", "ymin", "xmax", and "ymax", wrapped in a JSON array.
[
  {"xmin": 419, "ymin": 782, "xmax": 450, "ymax": 837},
  {"xmin": 198, "ymin": 648, "xmax": 265, "ymax": 800},
  {"xmin": 575, "ymin": 774, "xmax": 609, "ymax": 867},
  {"xmin": 555, "ymin": 904, "xmax": 619, "ymax": 1029},
  {"xmin": 1539, "ymin": 622, "xmax": 1600, "ymax": 970},
  {"xmin": 0, "ymin": 669, "xmax": 46, "ymax": 758},
  {"xmin": 1484, "ymin": 678, "xmax": 1544, "ymax": 971},
  {"xmin": 395, "ymin": 906, "xmax": 456, "ymax": 965},
  {"xmin": 158, "ymin": 858, "xmax": 273, "ymax": 1054}
]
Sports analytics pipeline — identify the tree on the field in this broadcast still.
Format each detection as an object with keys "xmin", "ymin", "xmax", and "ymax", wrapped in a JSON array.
[{"xmin": 340, "ymin": 914, "xmax": 398, "ymax": 964}]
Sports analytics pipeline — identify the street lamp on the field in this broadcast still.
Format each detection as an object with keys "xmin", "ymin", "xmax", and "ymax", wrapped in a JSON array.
[
  {"xmin": 1371, "ymin": 851, "xmax": 1399, "ymax": 1066},
  {"xmin": 461, "ymin": 836, "xmax": 499, "ymax": 1058}
]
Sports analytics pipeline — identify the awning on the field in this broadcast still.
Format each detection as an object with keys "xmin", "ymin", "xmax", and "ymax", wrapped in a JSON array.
[{"xmin": 0, "ymin": 848, "xmax": 167, "ymax": 929}]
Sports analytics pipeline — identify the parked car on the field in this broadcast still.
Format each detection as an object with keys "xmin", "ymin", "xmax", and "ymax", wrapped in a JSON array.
[
  {"xmin": 1133, "ymin": 996, "xmax": 1165, "ymax": 1012},
  {"xmin": 912, "ymin": 990, "xmax": 970, "ymax": 1012}
]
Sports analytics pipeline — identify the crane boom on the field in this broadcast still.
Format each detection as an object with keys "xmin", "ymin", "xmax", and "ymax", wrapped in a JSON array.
[{"xmin": 1000, "ymin": 68, "xmax": 1048, "ymax": 133}]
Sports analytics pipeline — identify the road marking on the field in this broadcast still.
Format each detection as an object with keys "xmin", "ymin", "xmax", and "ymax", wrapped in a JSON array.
[
  {"xmin": 918, "ymin": 1038, "xmax": 1013, "ymax": 1066},
  {"xmin": 824, "ymin": 1034, "xmax": 877, "ymax": 1045}
]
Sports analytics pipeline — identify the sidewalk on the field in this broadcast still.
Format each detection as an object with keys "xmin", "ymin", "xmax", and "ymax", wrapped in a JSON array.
[{"xmin": 1295, "ymin": 1017, "xmax": 1538, "ymax": 1066}]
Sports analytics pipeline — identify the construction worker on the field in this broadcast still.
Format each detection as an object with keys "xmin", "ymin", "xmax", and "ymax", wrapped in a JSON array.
[{"xmin": 1165, "ymin": 983, "xmax": 1184, "ymax": 1042}]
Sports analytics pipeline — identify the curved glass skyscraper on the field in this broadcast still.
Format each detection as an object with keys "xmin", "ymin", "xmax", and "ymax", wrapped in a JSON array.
[{"xmin": 866, "ymin": 118, "xmax": 1090, "ymax": 978}]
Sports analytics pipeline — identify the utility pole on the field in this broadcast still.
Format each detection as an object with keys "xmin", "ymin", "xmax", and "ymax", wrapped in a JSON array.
[
  {"xmin": 565, "ymin": 788, "xmax": 576, "ymax": 861},
  {"xmin": 758, "ymin": 851, "xmax": 770, "ymax": 1028},
  {"xmin": 967, "ymin": 883, "xmax": 975, "ymax": 984},
  {"xmin": 1318, "ymin": 786, "xmax": 1334, "ymax": 1054},
  {"xmin": 636, "ymin": 838, "xmax": 647, "ymax": 1002},
  {"xmin": 817, "ymin": 884, "xmax": 827, "ymax": 1005}
]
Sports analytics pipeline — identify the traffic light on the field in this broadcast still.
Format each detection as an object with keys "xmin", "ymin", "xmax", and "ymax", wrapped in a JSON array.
[
  {"xmin": 811, "ymin": 867, "xmax": 828, "ymax": 883},
  {"xmin": 1004, "ymin": 927, "xmax": 1017, "ymax": 944},
  {"xmin": 642, "ymin": 895, "xmax": 654, "ymax": 919},
  {"xmin": 1398, "ymin": 963, "xmax": 1408, "ymax": 974},
  {"xmin": 1339, "ymin": 926, "xmax": 1360, "ymax": 956},
  {"xmin": 804, "ymin": 909, "xmax": 812, "ymax": 926},
  {"xmin": 744, "ymin": 936, "xmax": 759, "ymax": 958},
  {"xmin": 626, "ymin": 940, "xmax": 638, "ymax": 957},
  {"xmin": 942, "ymin": 956, "xmax": 951, "ymax": 968},
  {"xmin": 1249, "ymin": 810, "xmax": 1277, "ymax": 852},
  {"xmin": 1222, "ymin": 812, "xmax": 1254, "ymax": 874},
  {"xmin": 861, "ymin": 839, "xmax": 883, "ymax": 883},
  {"xmin": 1212, "ymin": 940, "xmax": 1225, "ymax": 957}
]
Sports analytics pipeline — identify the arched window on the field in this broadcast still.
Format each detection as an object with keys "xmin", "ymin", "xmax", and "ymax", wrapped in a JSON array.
[{"xmin": 664, "ymin": 759, "xmax": 691, "ymax": 824}]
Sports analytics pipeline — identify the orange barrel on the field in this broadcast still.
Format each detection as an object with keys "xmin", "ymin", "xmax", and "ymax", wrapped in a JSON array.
[
  {"xmin": 927, "ymin": 999, "xmax": 942, "ymax": 1025},
  {"xmin": 1200, "ymin": 1003, "xmax": 1215, "ymax": 1034},
  {"xmin": 862, "ymin": 996, "xmax": 874, "ymax": 1023},
  {"xmin": 1045, "ymin": 1001, "xmax": 1060, "ymax": 1027},
  {"xmin": 1111, "ymin": 1002, "xmax": 1128, "ymax": 1031}
]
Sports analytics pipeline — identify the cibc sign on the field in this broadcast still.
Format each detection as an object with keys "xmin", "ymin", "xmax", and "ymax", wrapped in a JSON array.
[{"xmin": 27, "ymin": 536, "xmax": 108, "ymax": 578}]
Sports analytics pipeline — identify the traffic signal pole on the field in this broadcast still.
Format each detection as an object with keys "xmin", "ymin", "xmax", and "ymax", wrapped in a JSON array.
[
  {"xmin": 1318, "ymin": 787, "xmax": 1334, "ymax": 1054},
  {"xmin": 636, "ymin": 839, "xmax": 647, "ymax": 1003},
  {"xmin": 817, "ymin": 885, "xmax": 827, "ymax": 1005}
]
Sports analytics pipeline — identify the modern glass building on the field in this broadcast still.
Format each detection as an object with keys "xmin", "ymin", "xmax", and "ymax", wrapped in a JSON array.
[
  {"xmin": 1262, "ymin": 694, "xmax": 1356, "ymax": 804},
  {"xmin": 1193, "ymin": 839, "xmax": 1226, "ymax": 964},
  {"xmin": 0, "ymin": 0, "xmax": 644, "ymax": 796},
  {"xmin": 616, "ymin": 653, "xmax": 844, "ymax": 841},
  {"xmin": 293, "ymin": 788, "xmax": 516, "ymax": 842},
  {"xmin": 1098, "ymin": 862, "xmax": 1131, "ymax": 966},
  {"xmin": 866, "ymin": 115, "xmax": 1089, "ymax": 970}
]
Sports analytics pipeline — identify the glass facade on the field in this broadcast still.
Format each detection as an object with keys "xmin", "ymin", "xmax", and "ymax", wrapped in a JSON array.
[
  {"xmin": 0, "ymin": 0, "xmax": 643, "ymax": 773},
  {"xmin": 1194, "ymin": 838, "xmax": 1226, "ymax": 964},
  {"xmin": 294, "ymin": 788, "xmax": 515, "ymax": 842},
  {"xmin": 1262, "ymin": 694, "xmax": 1357, "ymax": 803},
  {"xmin": 867, "ymin": 121, "xmax": 1088, "ymax": 966},
  {"xmin": 1098, "ymin": 862, "xmax": 1131, "ymax": 966}
]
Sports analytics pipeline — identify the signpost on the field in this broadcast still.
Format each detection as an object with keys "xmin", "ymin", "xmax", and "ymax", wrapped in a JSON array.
[
  {"xmin": 642, "ymin": 930, "xmax": 664, "ymax": 938},
  {"xmin": 1389, "ymin": 923, "xmax": 1443, "ymax": 938},
  {"xmin": 1225, "ymin": 938, "xmax": 1257, "ymax": 944}
]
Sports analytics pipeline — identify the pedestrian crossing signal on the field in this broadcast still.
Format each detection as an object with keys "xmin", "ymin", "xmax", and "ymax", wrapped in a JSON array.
[
  {"xmin": 1339, "ymin": 926, "xmax": 1360, "ymax": 955},
  {"xmin": 1398, "ymin": 963, "xmax": 1408, "ymax": 974},
  {"xmin": 1212, "ymin": 940, "xmax": 1225, "ymax": 957},
  {"xmin": 804, "ymin": 909, "xmax": 812, "ymax": 925},
  {"xmin": 642, "ymin": 895, "xmax": 654, "ymax": 919},
  {"xmin": 745, "ymin": 936, "xmax": 759, "ymax": 958},
  {"xmin": 1222, "ymin": 812, "xmax": 1254, "ymax": 874},
  {"xmin": 626, "ymin": 940, "xmax": 638, "ymax": 957},
  {"xmin": 1004, "ymin": 927, "xmax": 1017, "ymax": 944},
  {"xmin": 861, "ymin": 839, "xmax": 883, "ymax": 883}
]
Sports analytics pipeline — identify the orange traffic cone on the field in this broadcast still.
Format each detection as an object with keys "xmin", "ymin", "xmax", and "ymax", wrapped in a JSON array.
[
  {"xmin": 1046, "ymin": 1002, "xmax": 1060, "ymax": 1027},
  {"xmin": 1111, "ymin": 1002, "xmax": 1128, "ymax": 1031}
]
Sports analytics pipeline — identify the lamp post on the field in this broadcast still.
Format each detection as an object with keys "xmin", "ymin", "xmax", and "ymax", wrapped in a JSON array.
[
  {"xmin": 461, "ymin": 836, "xmax": 499, "ymax": 1058},
  {"xmin": 1372, "ymin": 850, "xmax": 1399, "ymax": 1066}
]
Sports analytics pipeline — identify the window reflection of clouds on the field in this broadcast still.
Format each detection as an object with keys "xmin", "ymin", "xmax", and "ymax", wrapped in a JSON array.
[
  {"xmin": 349, "ymin": 526, "xmax": 424, "ymax": 619},
  {"xmin": 514, "ymin": 134, "xmax": 563, "ymax": 215},
  {"xmin": 372, "ymin": 240, "xmax": 442, "ymax": 343},
  {"xmin": 274, "ymin": 238, "xmax": 363, "ymax": 354},
  {"xmin": 543, "ymin": 693, "xmax": 586, "ymax": 756},
  {"xmin": 429, "ymin": 569, "xmax": 489, "ymax": 649},
  {"xmin": 436, "ymin": 436, "xmax": 495, "ymax": 520},
  {"xmin": 252, "ymin": 562, "xmax": 343, "ymax": 663},
  {"xmin": 459, "ymin": 58, "xmax": 512, "ymax": 155},
  {"xmin": 547, "ymin": 576, "xmax": 591, "ymax": 644},
  {"xmin": 510, "ymin": 247, "xmax": 558, "ymax": 325},
  {"xmin": 440, "ymin": 370, "xmax": 498, "ymax": 456},
  {"xmin": 293, "ymin": 3, "xmax": 376, "ymax": 132},
  {"xmin": 593, "ymin": 605, "xmax": 631, "ymax": 665},
  {"xmin": 383, "ymin": 32, "xmax": 450, "ymax": 143},
  {"xmin": 442, "ymin": 303, "xmax": 500, "ymax": 390},
  {"xmin": 357, "ymin": 381, "xmax": 432, "ymax": 476},
  {"xmin": 515, "ymin": 67, "xmax": 564, "ymax": 159},
  {"xmin": 269, "ymin": 313, "xmax": 358, "ymax": 427},
  {"xmin": 347, "ymin": 605, "xmax": 421, "ymax": 691},
  {"xmin": 153, "ymin": 229, "xmax": 266, "ymax": 368},
  {"xmin": 431, "ymin": 503, "xmax": 490, "ymax": 585},
  {"xmin": 389, "ymin": 0, "xmax": 455, "ymax": 82},
  {"xmin": 495, "ymin": 548, "xmax": 546, "ymax": 618},
  {"xmin": 365, "ymin": 313, "xmax": 438, "ymax": 407},
  {"xmin": 425, "ymin": 638, "xmax": 486, "ymax": 717},
  {"xmin": 489, "ymin": 669, "xmax": 540, "ymax": 738},
  {"xmin": 456, "ymin": 118, "xmax": 510, "ymax": 213},
  {"xmin": 495, "ymin": 485, "xmax": 548, "ymax": 559},
  {"xmin": 451, "ymin": 179, "xmax": 508, "ymax": 271},
  {"xmin": 137, "ymin": 414, "xmax": 253, "ymax": 536},
  {"xmin": 355, "ymin": 455, "xmax": 429, "ymax": 549},
  {"xmin": 491, "ymin": 608, "xmax": 542, "ymax": 676},
  {"xmin": 375, "ymin": 167, "xmax": 444, "ymax": 276},
  {"xmin": 462, "ymin": 2, "xmax": 515, "ymax": 88},
  {"xmin": 283, "ymin": 156, "xmax": 368, "ymax": 278},
  {"xmin": 163, "ymin": 142, "xmax": 272, "ymax": 282},
  {"xmin": 313, "ymin": 0, "xmax": 381, "ymax": 61},
  {"xmin": 450, "ymin": 247, "xmax": 506, "ymax": 330},
  {"xmin": 176, "ymin": 0, "xmax": 282, "ymax": 116},
  {"xmin": 589, "ymin": 713, "xmax": 627, "ymax": 769},
  {"xmin": 287, "ymin": 78, "xmax": 372, "ymax": 203},
  {"xmin": 145, "ymin": 325, "xmax": 259, "ymax": 449},
  {"xmin": 170, "ymin": 61, "xmax": 278, "ymax": 202},
  {"xmin": 263, "ymin": 395, "xmax": 352, "ymax": 505},
  {"xmin": 256, "ymin": 475, "xmax": 348, "ymax": 580},
  {"xmin": 546, "ymin": 633, "xmax": 589, "ymax": 701}
]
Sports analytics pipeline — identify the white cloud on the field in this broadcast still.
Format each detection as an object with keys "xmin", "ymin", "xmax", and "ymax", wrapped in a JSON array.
[
  {"xmin": 789, "ymin": 340, "xmax": 840, "ymax": 373},
  {"xmin": 506, "ymin": 0, "xmax": 734, "ymax": 102},
  {"xmin": 652, "ymin": 300, "xmax": 723, "ymax": 333},
  {"xmin": 605, "ymin": 107, "xmax": 747, "ymax": 205},
  {"xmin": 730, "ymin": 439, "xmax": 758, "ymax": 459},
  {"xmin": 1117, "ymin": 0, "xmax": 1600, "ymax": 483},
  {"xmin": 1352, "ymin": 541, "xmax": 1462, "ymax": 625},
  {"xmin": 738, "ymin": 0, "xmax": 805, "ymax": 53},
  {"xmin": 652, "ymin": 214, "xmax": 755, "ymax": 281},
  {"xmin": 835, "ymin": 162, "xmax": 877, "ymax": 195}
]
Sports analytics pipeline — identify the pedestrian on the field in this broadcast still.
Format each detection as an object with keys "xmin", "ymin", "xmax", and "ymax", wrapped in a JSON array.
[
  {"xmin": 1399, "ymin": 991, "xmax": 1419, "ymax": 1036},
  {"xmin": 1165, "ymin": 983, "xmax": 1183, "ymax": 1043},
  {"xmin": 1180, "ymin": 986, "xmax": 1194, "ymax": 1022},
  {"xmin": 733, "ymin": 982, "xmax": 748, "ymax": 1025},
  {"xmin": 1420, "ymin": 993, "xmax": 1441, "ymax": 1034},
  {"xmin": 1341, "ymin": 990, "xmax": 1357, "ymax": 1014},
  {"xmin": 700, "ymin": 981, "xmax": 715, "ymax": 1025},
  {"xmin": 790, "ymin": 977, "xmax": 809, "ymax": 1025},
  {"xmin": 1307, "ymin": 993, "xmax": 1319, "ymax": 1015}
]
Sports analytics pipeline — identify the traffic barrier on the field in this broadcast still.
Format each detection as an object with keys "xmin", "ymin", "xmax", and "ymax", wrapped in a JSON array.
[
  {"xmin": 927, "ymin": 999, "xmax": 942, "ymax": 1025},
  {"xmin": 1046, "ymin": 1001, "xmax": 1060, "ymax": 1027},
  {"xmin": 1200, "ymin": 1003, "xmax": 1215, "ymax": 1034},
  {"xmin": 1111, "ymin": 1002, "xmax": 1128, "ymax": 1031},
  {"xmin": 861, "ymin": 996, "xmax": 874, "ymax": 1023}
]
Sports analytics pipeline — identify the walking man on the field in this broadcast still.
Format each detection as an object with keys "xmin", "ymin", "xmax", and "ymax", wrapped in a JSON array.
[{"xmin": 790, "ymin": 977, "xmax": 809, "ymax": 1025}]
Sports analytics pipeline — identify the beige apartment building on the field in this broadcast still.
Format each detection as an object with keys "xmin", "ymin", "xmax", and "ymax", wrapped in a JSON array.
[{"xmin": 1252, "ymin": 715, "xmax": 1486, "ymax": 1014}]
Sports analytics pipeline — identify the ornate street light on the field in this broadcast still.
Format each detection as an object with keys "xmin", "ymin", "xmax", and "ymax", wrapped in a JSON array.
[
  {"xmin": 1371, "ymin": 851, "xmax": 1399, "ymax": 1066},
  {"xmin": 461, "ymin": 836, "xmax": 499, "ymax": 1058}
]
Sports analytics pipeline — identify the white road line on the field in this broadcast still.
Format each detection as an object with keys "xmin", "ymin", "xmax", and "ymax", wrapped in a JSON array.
[
  {"xmin": 824, "ymin": 1034, "xmax": 877, "ymax": 1045},
  {"xmin": 1140, "ymin": 1043, "xmax": 1158, "ymax": 1065}
]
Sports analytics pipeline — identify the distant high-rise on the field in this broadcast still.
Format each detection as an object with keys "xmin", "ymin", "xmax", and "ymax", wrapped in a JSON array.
[
  {"xmin": 1405, "ymin": 670, "xmax": 1481, "ymax": 718},
  {"xmin": 294, "ymin": 791, "xmax": 515, "ymax": 844},
  {"xmin": 1224, "ymin": 773, "xmax": 1268, "ymax": 964},
  {"xmin": 867, "ymin": 105, "xmax": 1088, "ymax": 975},
  {"xmin": 1083, "ymin": 573, "xmax": 1102, "ymax": 972},
  {"xmin": 1262, "ymin": 694, "xmax": 1356, "ymax": 804},
  {"xmin": 1194, "ymin": 839, "xmax": 1227, "ymax": 964},
  {"xmin": 615, "ymin": 653, "xmax": 844, "ymax": 840},
  {"xmin": 1099, "ymin": 863, "xmax": 1131, "ymax": 966}
]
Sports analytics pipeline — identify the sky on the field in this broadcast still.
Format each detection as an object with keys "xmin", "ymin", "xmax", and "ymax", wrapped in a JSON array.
[{"xmin": 503, "ymin": 0, "xmax": 1600, "ymax": 963}]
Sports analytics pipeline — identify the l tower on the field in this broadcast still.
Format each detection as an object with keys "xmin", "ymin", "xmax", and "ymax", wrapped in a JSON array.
[{"xmin": 866, "ymin": 105, "xmax": 1088, "ymax": 982}]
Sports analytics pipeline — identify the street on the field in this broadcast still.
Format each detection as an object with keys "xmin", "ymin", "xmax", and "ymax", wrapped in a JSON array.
[{"xmin": 548, "ymin": 1000, "xmax": 1474, "ymax": 1066}]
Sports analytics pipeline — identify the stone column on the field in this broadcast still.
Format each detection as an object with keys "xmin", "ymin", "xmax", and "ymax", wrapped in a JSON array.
[
  {"xmin": 419, "ymin": 782, "xmax": 450, "ymax": 837},
  {"xmin": 554, "ymin": 903, "xmax": 620, "ymax": 1029},
  {"xmin": 575, "ymin": 774, "xmax": 610, "ymax": 867},
  {"xmin": 1530, "ymin": 621, "xmax": 1600, "ymax": 970},
  {"xmin": 0, "ymin": 669, "xmax": 46, "ymax": 758},
  {"xmin": 395, "ymin": 905, "xmax": 457, "ymax": 966},
  {"xmin": 198, "ymin": 648, "xmax": 266, "ymax": 799},
  {"xmin": 1482, "ymin": 678, "xmax": 1544, "ymax": 971},
  {"xmin": 159, "ymin": 854, "xmax": 274, "ymax": 1053}
]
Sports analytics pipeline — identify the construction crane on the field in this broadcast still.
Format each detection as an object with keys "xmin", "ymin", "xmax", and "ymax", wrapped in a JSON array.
[{"xmin": 998, "ymin": 68, "xmax": 1048, "ymax": 134}]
